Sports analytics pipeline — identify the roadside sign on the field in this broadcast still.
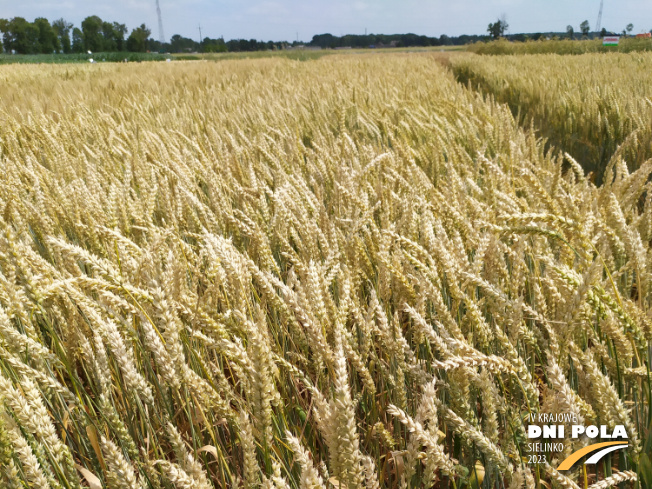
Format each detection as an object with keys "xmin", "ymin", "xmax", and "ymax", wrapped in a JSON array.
[{"xmin": 603, "ymin": 36, "xmax": 620, "ymax": 46}]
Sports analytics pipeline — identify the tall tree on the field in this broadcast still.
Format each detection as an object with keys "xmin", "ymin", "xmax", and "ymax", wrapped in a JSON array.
[
  {"xmin": 81, "ymin": 15, "xmax": 104, "ymax": 52},
  {"xmin": 101, "ymin": 21, "xmax": 117, "ymax": 51},
  {"xmin": 126, "ymin": 24, "xmax": 151, "ymax": 52},
  {"xmin": 3, "ymin": 17, "xmax": 40, "ymax": 54},
  {"xmin": 626, "ymin": 23, "xmax": 634, "ymax": 36},
  {"xmin": 52, "ymin": 18, "xmax": 73, "ymax": 53},
  {"xmin": 0, "ymin": 18, "xmax": 8, "ymax": 53},
  {"xmin": 487, "ymin": 17, "xmax": 508, "ymax": 39},
  {"xmin": 113, "ymin": 22, "xmax": 128, "ymax": 51},
  {"xmin": 72, "ymin": 27, "xmax": 84, "ymax": 53},
  {"xmin": 34, "ymin": 17, "xmax": 59, "ymax": 53},
  {"xmin": 566, "ymin": 25, "xmax": 574, "ymax": 40},
  {"xmin": 580, "ymin": 20, "xmax": 590, "ymax": 38}
]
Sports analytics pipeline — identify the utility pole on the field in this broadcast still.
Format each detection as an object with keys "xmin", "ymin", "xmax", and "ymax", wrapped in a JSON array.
[
  {"xmin": 595, "ymin": 0, "xmax": 604, "ymax": 32},
  {"xmin": 198, "ymin": 24, "xmax": 203, "ymax": 47},
  {"xmin": 155, "ymin": 0, "xmax": 165, "ymax": 44}
]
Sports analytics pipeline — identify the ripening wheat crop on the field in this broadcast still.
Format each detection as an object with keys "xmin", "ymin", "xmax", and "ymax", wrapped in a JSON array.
[
  {"xmin": 467, "ymin": 38, "xmax": 652, "ymax": 56},
  {"xmin": 0, "ymin": 54, "xmax": 650, "ymax": 489},
  {"xmin": 452, "ymin": 52, "xmax": 652, "ymax": 180}
]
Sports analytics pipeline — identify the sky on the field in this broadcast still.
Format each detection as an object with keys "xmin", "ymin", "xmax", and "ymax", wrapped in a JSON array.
[{"xmin": 0, "ymin": 0, "xmax": 651, "ymax": 42}]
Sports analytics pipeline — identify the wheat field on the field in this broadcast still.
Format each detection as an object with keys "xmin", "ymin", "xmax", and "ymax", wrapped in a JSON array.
[
  {"xmin": 0, "ymin": 54, "xmax": 650, "ymax": 489},
  {"xmin": 452, "ymin": 52, "xmax": 652, "ymax": 180},
  {"xmin": 467, "ymin": 38, "xmax": 652, "ymax": 56}
]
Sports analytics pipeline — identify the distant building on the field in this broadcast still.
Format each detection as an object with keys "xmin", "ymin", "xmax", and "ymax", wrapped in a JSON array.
[{"xmin": 636, "ymin": 33, "xmax": 652, "ymax": 38}]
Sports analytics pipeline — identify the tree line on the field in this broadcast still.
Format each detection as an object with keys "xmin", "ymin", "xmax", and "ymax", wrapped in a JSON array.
[
  {"xmin": 0, "ymin": 14, "xmax": 489, "ymax": 55},
  {"xmin": 6, "ymin": 14, "xmax": 646, "ymax": 56},
  {"xmin": 0, "ymin": 16, "xmax": 153, "ymax": 54},
  {"xmin": 169, "ymin": 33, "xmax": 484, "ymax": 53},
  {"xmin": 0, "ymin": 15, "xmax": 305, "ymax": 54},
  {"xmin": 564, "ymin": 21, "xmax": 641, "ymax": 40},
  {"xmin": 308, "ymin": 33, "xmax": 484, "ymax": 48},
  {"xmin": 487, "ymin": 17, "xmax": 649, "ymax": 42},
  {"xmin": 163, "ymin": 36, "xmax": 286, "ymax": 53}
]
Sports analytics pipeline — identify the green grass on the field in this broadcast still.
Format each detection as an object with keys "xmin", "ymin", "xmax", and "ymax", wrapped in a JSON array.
[{"xmin": 0, "ymin": 52, "xmax": 170, "ymax": 64}]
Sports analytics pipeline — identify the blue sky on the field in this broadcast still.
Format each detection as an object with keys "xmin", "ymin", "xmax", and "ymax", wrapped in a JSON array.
[{"xmin": 0, "ymin": 0, "xmax": 650, "ymax": 42}]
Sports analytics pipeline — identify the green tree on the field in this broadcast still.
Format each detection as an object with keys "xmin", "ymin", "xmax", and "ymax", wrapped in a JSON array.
[
  {"xmin": 202, "ymin": 37, "xmax": 227, "ymax": 52},
  {"xmin": 101, "ymin": 21, "xmax": 117, "ymax": 51},
  {"xmin": 113, "ymin": 22, "xmax": 128, "ymax": 51},
  {"xmin": 81, "ymin": 15, "xmax": 104, "ymax": 52},
  {"xmin": 72, "ymin": 27, "xmax": 84, "ymax": 53},
  {"xmin": 169, "ymin": 34, "xmax": 199, "ymax": 52},
  {"xmin": 626, "ymin": 23, "xmax": 634, "ymax": 36},
  {"xmin": 0, "ymin": 18, "xmax": 13, "ymax": 52},
  {"xmin": 34, "ymin": 17, "xmax": 59, "ymax": 53},
  {"xmin": 0, "ymin": 18, "xmax": 8, "ymax": 53},
  {"xmin": 52, "ymin": 18, "xmax": 73, "ymax": 53},
  {"xmin": 487, "ymin": 17, "xmax": 508, "ymax": 39},
  {"xmin": 126, "ymin": 24, "xmax": 151, "ymax": 52},
  {"xmin": 580, "ymin": 20, "xmax": 590, "ymax": 38},
  {"xmin": 566, "ymin": 25, "xmax": 574, "ymax": 40},
  {"xmin": 3, "ymin": 17, "xmax": 40, "ymax": 54}
]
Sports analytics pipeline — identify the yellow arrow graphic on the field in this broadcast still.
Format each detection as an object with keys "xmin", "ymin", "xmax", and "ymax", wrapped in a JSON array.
[{"xmin": 557, "ymin": 442, "xmax": 628, "ymax": 471}]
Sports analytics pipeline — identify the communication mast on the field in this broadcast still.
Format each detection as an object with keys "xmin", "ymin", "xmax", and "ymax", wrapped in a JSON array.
[
  {"xmin": 595, "ymin": 0, "xmax": 604, "ymax": 32},
  {"xmin": 155, "ymin": 0, "xmax": 165, "ymax": 44}
]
